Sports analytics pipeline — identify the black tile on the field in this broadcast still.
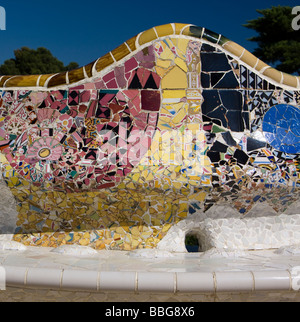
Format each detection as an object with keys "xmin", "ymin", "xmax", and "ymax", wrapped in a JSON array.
[
  {"xmin": 222, "ymin": 131, "xmax": 237, "ymax": 146},
  {"xmin": 219, "ymin": 90, "xmax": 243, "ymax": 111},
  {"xmin": 201, "ymin": 73, "xmax": 210, "ymax": 88},
  {"xmin": 201, "ymin": 53, "xmax": 231, "ymax": 72},
  {"xmin": 210, "ymin": 141, "xmax": 228, "ymax": 153},
  {"xmin": 201, "ymin": 90, "xmax": 221, "ymax": 114},
  {"xmin": 227, "ymin": 110, "xmax": 244, "ymax": 132},
  {"xmin": 247, "ymin": 137, "xmax": 266, "ymax": 152},
  {"xmin": 233, "ymin": 149, "xmax": 249, "ymax": 165},
  {"xmin": 214, "ymin": 71, "xmax": 239, "ymax": 89},
  {"xmin": 201, "ymin": 43, "xmax": 216, "ymax": 52}
]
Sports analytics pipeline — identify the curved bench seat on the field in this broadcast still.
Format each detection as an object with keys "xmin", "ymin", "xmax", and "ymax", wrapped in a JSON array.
[{"xmin": 0, "ymin": 23, "xmax": 298, "ymax": 250}]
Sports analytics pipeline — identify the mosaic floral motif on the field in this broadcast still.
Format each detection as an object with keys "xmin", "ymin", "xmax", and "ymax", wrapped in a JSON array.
[
  {"xmin": 27, "ymin": 137, "xmax": 63, "ymax": 161},
  {"xmin": 0, "ymin": 24, "xmax": 299, "ymax": 250}
]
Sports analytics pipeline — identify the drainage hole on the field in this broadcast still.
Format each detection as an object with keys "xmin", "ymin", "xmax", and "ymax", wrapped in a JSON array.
[{"xmin": 185, "ymin": 233, "xmax": 200, "ymax": 253}]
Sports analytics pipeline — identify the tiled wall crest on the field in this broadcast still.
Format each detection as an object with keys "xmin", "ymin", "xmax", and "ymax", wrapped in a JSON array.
[{"xmin": 0, "ymin": 23, "xmax": 299, "ymax": 250}]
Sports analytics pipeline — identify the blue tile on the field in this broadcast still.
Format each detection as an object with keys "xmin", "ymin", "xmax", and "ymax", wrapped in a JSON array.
[{"xmin": 263, "ymin": 104, "xmax": 300, "ymax": 153}]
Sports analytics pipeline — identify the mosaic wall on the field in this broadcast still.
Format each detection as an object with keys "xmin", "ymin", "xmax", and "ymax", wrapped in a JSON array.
[{"xmin": 0, "ymin": 24, "xmax": 299, "ymax": 250}]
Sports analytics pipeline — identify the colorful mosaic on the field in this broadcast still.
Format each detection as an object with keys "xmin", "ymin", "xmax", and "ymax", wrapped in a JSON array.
[{"xmin": 0, "ymin": 23, "xmax": 299, "ymax": 250}]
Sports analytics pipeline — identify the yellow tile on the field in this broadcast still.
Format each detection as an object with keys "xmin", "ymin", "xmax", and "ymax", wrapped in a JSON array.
[
  {"xmin": 172, "ymin": 181, "xmax": 183, "ymax": 189},
  {"xmin": 222, "ymin": 41, "xmax": 244, "ymax": 58},
  {"xmin": 255, "ymin": 60, "xmax": 269, "ymax": 73},
  {"xmin": 176, "ymin": 38, "xmax": 189, "ymax": 57},
  {"xmin": 156, "ymin": 58, "xmax": 172, "ymax": 69},
  {"xmin": 79, "ymin": 238, "xmax": 90, "ymax": 246},
  {"xmin": 262, "ymin": 68, "xmax": 282, "ymax": 84},
  {"xmin": 282, "ymin": 72, "xmax": 298, "ymax": 88},
  {"xmin": 174, "ymin": 23, "xmax": 190, "ymax": 35},
  {"xmin": 138, "ymin": 28, "xmax": 157, "ymax": 46},
  {"xmin": 240, "ymin": 50, "xmax": 259, "ymax": 69},
  {"xmin": 174, "ymin": 57, "xmax": 187, "ymax": 72},
  {"xmin": 160, "ymin": 45, "xmax": 175, "ymax": 61},
  {"xmin": 161, "ymin": 66, "xmax": 188, "ymax": 89},
  {"xmin": 155, "ymin": 24, "xmax": 174, "ymax": 38},
  {"xmin": 11, "ymin": 177, "xmax": 20, "ymax": 186},
  {"xmin": 171, "ymin": 104, "xmax": 188, "ymax": 124},
  {"xmin": 154, "ymin": 66, "xmax": 168, "ymax": 78},
  {"xmin": 164, "ymin": 38, "xmax": 176, "ymax": 50},
  {"xmin": 189, "ymin": 192, "xmax": 206, "ymax": 202},
  {"xmin": 163, "ymin": 89, "xmax": 186, "ymax": 100}
]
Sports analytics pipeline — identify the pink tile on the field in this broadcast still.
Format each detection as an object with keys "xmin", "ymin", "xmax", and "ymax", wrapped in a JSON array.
[
  {"xmin": 125, "ymin": 57, "xmax": 138, "ymax": 73},
  {"xmin": 106, "ymin": 79, "xmax": 118, "ymax": 89},
  {"xmin": 103, "ymin": 71, "xmax": 115, "ymax": 83}
]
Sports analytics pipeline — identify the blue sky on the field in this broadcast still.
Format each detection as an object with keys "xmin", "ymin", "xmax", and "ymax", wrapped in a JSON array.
[{"xmin": 0, "ymin": 0, "xmax": 297, "ymax": 67}]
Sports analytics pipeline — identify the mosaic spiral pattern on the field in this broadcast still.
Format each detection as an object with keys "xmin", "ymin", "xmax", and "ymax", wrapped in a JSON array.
[{"xmin": 0, "ymin": 24, "xmax": 299, "ymax": 250}]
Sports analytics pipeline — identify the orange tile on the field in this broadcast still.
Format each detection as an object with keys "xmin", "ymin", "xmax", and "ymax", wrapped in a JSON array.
[
  {"xmin": 0, "ymin": 76, "xmax": 12, "ymax": 87},
  {"xmin": 125, "ymin": 36, "xmax": 137, "ymax": 52},
  {"xmin": 111, "ymin": 43, "xmax": 131, "ymax": 62},
  {"xmin": 4, "ymin": 75, "xmax": 40, "ymax": 87},
  {"xmin": 84, "ymin": 61, "xmax": 96, "ymax": 78},
  {"xmin": 95, "ymin": 53, "xmax": 114, "ymax": 73},
  {"xmin": 68, "ymin": 67, "xmax": 85, "ymax": 84},
  {"xmin": 38, "ymin": 74, "xmax": 53, "ymax": 87},
  {"xmin": 47, "ymin": 72, "xmax": 68, "ymax": 88}
]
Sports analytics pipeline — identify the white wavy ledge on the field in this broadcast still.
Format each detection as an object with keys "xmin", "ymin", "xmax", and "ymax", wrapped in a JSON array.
[{"xmin": 3, "ymin": 265, "xmax": 296, "ymax": 293}]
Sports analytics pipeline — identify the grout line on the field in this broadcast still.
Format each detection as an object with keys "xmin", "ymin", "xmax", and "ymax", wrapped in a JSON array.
[
  {"xmin": 173, "ymin": 273, "xmax": 177, "ymax": 294},
  {"xmin": 97, "ymin": 271, "xmax": 101, "ymax": 292},
  {"xmin": 59, "ymin": 269, "xmax": 64, "ymax": 289},
  {"xmin": 124, "ymin": 41, "xmax": 132, "ymax": 53},
  {"xmin": 109, "ymin": 51, "xmax": 116, "ymax": 63},
  {"xmin": 135, "ymin": 272, "xmax": 139, "ymax": 294},
  {"xmin": 36, "ymin": 74, "xmax": 42, "ymax": 87},
  {"xmin": 250, "ymin": 271, "xmax": 255, "ymax": 292},
  {"xmin": 24, "ymin": 267, "xmax": 29, "ymax": 286},
  {"xmin": 287, "ymin": 269, "xmax": 292, "ymax": 291},
  {"xmin": 212, "ymin": 272, "xmax": 217, "ymax": 293}
]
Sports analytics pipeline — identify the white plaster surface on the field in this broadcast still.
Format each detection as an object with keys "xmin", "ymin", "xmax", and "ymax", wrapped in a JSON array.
[
  {"xmin": 51, "ymin": 245, "xmax": 98, "ymax": 256},
  {"xmin": 0, "ymin": 178, "xmax": 18, "ymax": 235},
  {"xmin": 158, "ymin": 202, "xmax": 300, "ymax": 252}
]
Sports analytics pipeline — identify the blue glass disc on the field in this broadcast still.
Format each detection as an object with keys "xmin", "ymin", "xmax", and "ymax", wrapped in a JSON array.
[{"xmin": 262, "ymin": 104, "xmax": 300, "ymax": 154}]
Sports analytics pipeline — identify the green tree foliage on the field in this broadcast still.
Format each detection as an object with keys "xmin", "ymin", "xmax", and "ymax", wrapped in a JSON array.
[
  {"xmin": 0, "ymin": 47, "xmax": 79, "ymax": 75},
  {"xmin": 244, "ymin": 5, "xmax": 300, "ymax": 75}
]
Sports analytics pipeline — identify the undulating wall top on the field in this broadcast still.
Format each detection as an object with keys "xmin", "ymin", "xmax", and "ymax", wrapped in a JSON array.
[{"xmin": 0, "ymin": 23, "xmax": 299, "ymax": 250}]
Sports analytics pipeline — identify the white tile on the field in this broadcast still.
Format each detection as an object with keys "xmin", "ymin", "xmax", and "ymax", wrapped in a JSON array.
[
  {"xmin": 137, "ymin": 272, "xmax": 175, "ymax": 292},
  {"xmin": 253, "ymin": 270, "xmax": 290, "ymax": 291},
  {"xmin": 215, "ymin": 271, "xmax": 254, "ymax": 292},
  {"xmin": 100, "ymin": 271, "xmax": 136, "ymax": 292},
  {"xmin": 26, "ymin": 268, "xmax": 62, "ymax": 289},
  {"xmin": 61, "ymin": 269, "xmax": 98, "ymax": 291},
  {"xmin": 176, "ymin": 272, "xmax": 215, "ymax": 292}
]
